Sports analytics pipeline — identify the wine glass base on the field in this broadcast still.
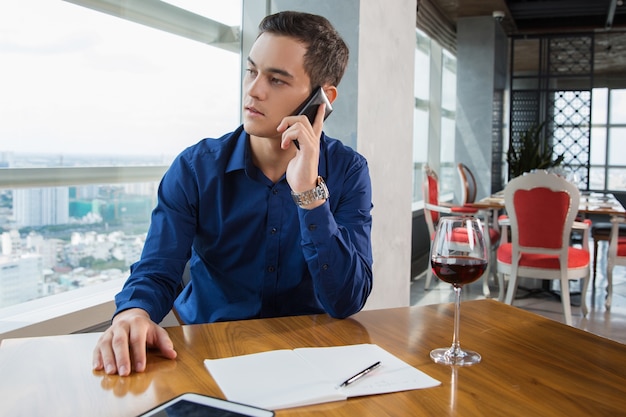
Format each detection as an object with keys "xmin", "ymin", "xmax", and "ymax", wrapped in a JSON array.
[{"xmin": 430, "ymin": 347, "xmax": 481, "ymax": 366}]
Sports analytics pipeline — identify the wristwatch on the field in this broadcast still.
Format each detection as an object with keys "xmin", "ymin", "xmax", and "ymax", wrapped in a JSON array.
[{"xmin": 291, "ymin": 176, "xmax": 330, "ymax": 208}]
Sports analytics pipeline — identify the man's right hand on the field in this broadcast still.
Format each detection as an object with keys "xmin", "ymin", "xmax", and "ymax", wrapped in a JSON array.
[{"xmin": 92, "ymin": 308, "xmax": 177, "ymax": 376}]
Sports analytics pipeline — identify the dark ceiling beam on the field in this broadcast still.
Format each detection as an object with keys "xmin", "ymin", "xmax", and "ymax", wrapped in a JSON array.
[{"xmin": 506, "ymin": 0, "xmax": 612, "ymax": 19}]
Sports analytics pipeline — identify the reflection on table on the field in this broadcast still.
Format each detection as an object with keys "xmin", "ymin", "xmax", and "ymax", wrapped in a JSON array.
[{"xmin": 1, "ymin": 300, "xmax": 626, "ymax": 416}]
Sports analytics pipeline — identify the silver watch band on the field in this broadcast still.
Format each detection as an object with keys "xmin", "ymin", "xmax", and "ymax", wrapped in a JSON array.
[{"xmin": 291, "ymin": 176, "xmax": 329, "ymax": 207}]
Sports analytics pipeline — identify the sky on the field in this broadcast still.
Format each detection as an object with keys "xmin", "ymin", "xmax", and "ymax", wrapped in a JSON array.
[{"xmin": 0, "ymin": 0, "xmax": 242, "ymax": 159}]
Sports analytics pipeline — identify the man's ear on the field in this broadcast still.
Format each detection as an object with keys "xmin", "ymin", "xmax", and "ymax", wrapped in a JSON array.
[{"xmin": 322, "ymin": 86, "xmax": 338, "ymax": 104}]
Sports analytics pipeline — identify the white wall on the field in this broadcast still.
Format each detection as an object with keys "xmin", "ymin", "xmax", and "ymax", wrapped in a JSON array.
[{"xmin": 357, "ymin": 1, "xmax": 415, "ymax": 309}]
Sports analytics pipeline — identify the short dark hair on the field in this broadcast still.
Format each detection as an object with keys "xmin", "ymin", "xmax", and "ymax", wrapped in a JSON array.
[{"xmin": 258, "ymin": 11, "xmax": 349, "ymax": 89}]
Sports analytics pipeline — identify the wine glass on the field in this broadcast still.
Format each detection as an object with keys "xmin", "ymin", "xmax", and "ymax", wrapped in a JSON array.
[{"xmin": 430, "ymin": 216, "xmax": 488, "ymax": 366}]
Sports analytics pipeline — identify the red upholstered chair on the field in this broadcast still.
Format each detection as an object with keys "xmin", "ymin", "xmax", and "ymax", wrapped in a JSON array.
[
  {"xmin": 606, "ymin": 216, "xmax": 626, "ymax": 310},
  {"xmin": 456, "ymin": 163, "xmax": 505, "ymax": 297},
  {"xmin": 422, "ymin": 164, "xmax": 502, "ymax": 295},
  {"xmin": 497, "ymin": 171, "xmax": 590, "ymax": 326},
  {"xmin": 457, "ymin": 163, "xmax": 477, "ymax": 205}
]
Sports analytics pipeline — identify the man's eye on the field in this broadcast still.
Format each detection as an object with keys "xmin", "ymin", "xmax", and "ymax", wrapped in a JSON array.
[
  {"xmin": 245, "ymin": 69, "xmax": 257, "ymax": 77},
  {"xmin": 271, "ymin": 77, "xmax": 285, "ymax": 85}
]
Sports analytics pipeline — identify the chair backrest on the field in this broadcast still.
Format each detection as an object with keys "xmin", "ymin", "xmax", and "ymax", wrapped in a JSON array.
[
  {"xmin": 457, "ymin": 163, "xmax": 477, "ymax": 204},
  {"xmin": 422, "ymin": 164, "xmax": 440, "ymax": 237},
  {"xmin": 504, "ymin": 171, "xmax": 579, "ymax": 256}
]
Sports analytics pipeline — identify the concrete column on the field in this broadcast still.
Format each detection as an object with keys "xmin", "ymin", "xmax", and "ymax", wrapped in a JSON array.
[{"xmin": 455, "ymin": 16, "xmax": 508, "ymax": 198}]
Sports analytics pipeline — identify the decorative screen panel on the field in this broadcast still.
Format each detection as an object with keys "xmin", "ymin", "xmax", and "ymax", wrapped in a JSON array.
[
  {"xmin": 510, "ymin": 33, "xmax": 593, "ymax": 189},
  {"xmin": 548, "ymin": 90, "xmax": 591, "ymax": 187},
  {"xmin": 548, "ymin": 37, "xmax": 593, "ymax": 75}
]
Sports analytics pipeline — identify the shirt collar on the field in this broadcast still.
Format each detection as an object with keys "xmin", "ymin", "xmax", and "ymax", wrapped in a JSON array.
[
  {"xmin": 224, "ymin": 126, "xmax": 248, "ymax": 174},
  {"xmin": 224, "ymin": 125, "xmax": 329, "ymax": 180}
]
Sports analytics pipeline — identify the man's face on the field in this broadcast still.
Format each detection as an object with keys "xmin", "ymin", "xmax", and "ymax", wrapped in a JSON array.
[{"xmin": 243, "ymin": 33, "xmax": 311, "ymax": 139}]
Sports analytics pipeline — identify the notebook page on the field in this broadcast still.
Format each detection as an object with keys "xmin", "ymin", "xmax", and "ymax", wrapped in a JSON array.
[
  {"xmin": 204, "ymin": 349, "xmax": 346, "ymax": 410},
  {"xmin": 294, "ymin": 344, "xmax": 441, "ymax": 397}
]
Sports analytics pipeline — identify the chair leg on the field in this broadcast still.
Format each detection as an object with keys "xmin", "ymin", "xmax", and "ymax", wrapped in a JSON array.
[
  {"xmin": 606, "ymin": 265, "xmax": 613, "ymax": 310},
  {"xmin": 580, "ymin": 274, "xmax": 589, "ymax": 317},
  {"xmin": 559, "ymin": 277, "xmax": 573, "ymax": 326},
  {"xmin": 483, "ymin": 256, "xmax": 500, "ymax": 298},
  {"xmin": 497, "ymin": 272, "xmax": 506, "ymax": 302},
  {"xmin": 482, "ymin": 271, "xmax": 491, "ymax": 298},
  {"xmin": 592, "ymin": 239, "xmax": 599, "ymax": 289},
  {"xmin": 504, "ymin": 272, "xmax": 518, "ymax": 305}
]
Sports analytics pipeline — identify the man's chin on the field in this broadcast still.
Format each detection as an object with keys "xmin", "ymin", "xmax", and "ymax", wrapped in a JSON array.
[{"xmin": 243, "ymin": 121, "xmax": 276, "ymax": 139}]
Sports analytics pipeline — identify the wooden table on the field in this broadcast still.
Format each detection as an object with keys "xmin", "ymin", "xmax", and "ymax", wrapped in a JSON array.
[{"xmin": 1, "ymin": 300, "xmax": 626, "ymax": 416}]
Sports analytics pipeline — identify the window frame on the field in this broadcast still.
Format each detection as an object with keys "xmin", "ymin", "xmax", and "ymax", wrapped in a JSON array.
[{"xmin": 0, "ymin": 0, "xmax": 242, "ymax": 339}]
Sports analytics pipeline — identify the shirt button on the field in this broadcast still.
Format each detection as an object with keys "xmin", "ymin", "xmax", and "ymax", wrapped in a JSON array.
[
  {"xmin": 308, "ymin": 224, "xmax": 317, "ymax": 231},
  {"xmin": 272, "ymin": 189, "xmax": 279, "ymax": 195},
  {"xmin": 267, "ymin": 265, "xmax": 276, "ymax": 273},
  {"xmin": 271, "ymin": 227, "xmax": 277, "ymax": 234},
  {"xmin": 322, "ymin": 264, "xmax": 329, "ymax": 270}
]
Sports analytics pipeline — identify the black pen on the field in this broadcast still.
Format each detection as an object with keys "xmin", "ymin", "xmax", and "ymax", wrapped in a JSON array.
[{"xmin": 338, "ymin": 361, "xmax": 381, "ymax": 388}]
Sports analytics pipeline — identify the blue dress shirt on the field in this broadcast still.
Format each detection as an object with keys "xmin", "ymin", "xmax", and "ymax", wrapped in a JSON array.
[{"xmin": 114, "ymin": 126, "xmax": 373, "ymax": 324}]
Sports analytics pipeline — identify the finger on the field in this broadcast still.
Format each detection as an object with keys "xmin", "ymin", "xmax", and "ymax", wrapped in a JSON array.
[
  {"xmin": 92, "ymin": 334, "xmax": 107, "ymax": 371},
  {"xmin": 312, "ymin": 103, "xmax": 326, "ymax": 133},
  {"xmin": 153, "ymin": 327, "xmax": 177, "ymax": 360},
  {"xmin": 94, "ymin": 331, "xmax": 120, "ymax": 375},
  {"xmin": 280, "ymin": 124, "xmax": 301, "ymax": 150},
  {"xmin": 127, "ymin": 326, "xmax": 149, "ymax": 374},
  {"xmin": 276, "ymin": 117, "xmax": 290, "ymax": 133},
  {"xmin": 110, "ymin": 327, "xmax": 132, "ymax": 376}
]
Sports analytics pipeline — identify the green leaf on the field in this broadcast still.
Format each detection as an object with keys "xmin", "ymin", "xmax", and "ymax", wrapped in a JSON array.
[{"xmin": 506, "ymin": 121, "xmax": 564, "ymax": 178}]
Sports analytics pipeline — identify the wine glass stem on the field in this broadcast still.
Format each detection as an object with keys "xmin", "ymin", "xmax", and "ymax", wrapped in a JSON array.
[{"xmin": 451, "ymin": 285, "xmax": 462, "ymax": 355}]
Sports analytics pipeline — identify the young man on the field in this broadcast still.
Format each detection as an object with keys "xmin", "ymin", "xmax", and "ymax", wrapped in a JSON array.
[{"xmin": 93, "ymin": 11, "xmax": 373, "ymax": 376}]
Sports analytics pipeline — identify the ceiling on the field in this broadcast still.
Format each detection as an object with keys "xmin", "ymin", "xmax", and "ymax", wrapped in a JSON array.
[
  {"xmin": 430, "ymin": 0, "xmax": 626, "ymax": 33},
  {"xmin": 424, "ymin": 0, "xmax": 626, "ymax": 77}
]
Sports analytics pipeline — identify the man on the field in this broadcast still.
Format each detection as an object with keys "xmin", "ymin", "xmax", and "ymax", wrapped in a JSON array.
[{"xmin": 93, "ymin": 10, "xmax": 373, "ymax": 376}]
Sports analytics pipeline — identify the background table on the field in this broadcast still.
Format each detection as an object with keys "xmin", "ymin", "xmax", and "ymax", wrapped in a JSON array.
[{"xmin": 1, "ymin": 300, "xmax": 626, "ymax": 416}]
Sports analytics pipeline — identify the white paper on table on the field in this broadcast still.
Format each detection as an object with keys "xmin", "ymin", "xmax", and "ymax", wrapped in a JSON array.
[{"xmin": 204, "ymin": 343, "xmax": 441, "ymax": 410}]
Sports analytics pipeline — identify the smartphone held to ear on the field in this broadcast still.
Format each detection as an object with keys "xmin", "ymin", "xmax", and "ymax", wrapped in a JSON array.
[
  {"xmin": 291, "ymin": 87, "xmax": 333, "ymax": 150},
  {"xmin": 294, "ymin": 87, "xmax": 333, "ymax": 123}
]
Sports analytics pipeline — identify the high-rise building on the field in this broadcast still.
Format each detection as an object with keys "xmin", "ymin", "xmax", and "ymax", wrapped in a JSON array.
[
  {"xmin": 0, "ymin": 254, "xmax": 42, "ymax": 308},
  {"xmin": 13, "ymin": 187, "xmax": 69, "ymax": 227},
  {"xmin": 1, "ymin": 230, "xmax": 21, "ymax": 255}
]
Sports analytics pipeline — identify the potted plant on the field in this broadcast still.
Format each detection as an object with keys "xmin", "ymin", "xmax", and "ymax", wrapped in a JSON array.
[{"xmin": 506, "ymin": 122, "xmax": 564, "ymax": 179}]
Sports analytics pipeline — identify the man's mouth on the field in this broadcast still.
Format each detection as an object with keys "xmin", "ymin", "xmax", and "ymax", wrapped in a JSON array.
[{"xmin": 245, "ymin": 106, "xmax": 264, "ymax": 117}]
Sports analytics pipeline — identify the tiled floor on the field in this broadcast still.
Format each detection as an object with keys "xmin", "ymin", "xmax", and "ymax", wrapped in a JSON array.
[{"xmin": 411, "ymin": 240, "xmax": 626, "ymax": 344}]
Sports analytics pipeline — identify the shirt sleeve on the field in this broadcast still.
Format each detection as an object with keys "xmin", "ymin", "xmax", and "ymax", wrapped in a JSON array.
[
  {"xmin": 298, "ymin": 156, "xmax": 373, "ymax": 318},
  {"xmin": 113, "ymin": 155, "xmax": 198, "ymax": 322}
]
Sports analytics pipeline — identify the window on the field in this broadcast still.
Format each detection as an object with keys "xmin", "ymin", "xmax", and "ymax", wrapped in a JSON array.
[
  {"xmin": 412, "ymin": 30, "xmax": 430, "ymax": 203},
  {"xmin": 412, "ymin": 29, "xmax": 457, "ymax": 207},
  {"xmin": 591, "ymin": 87, "xmax": 626, "ymax": 191},
  {"xmin": 0, "ymin": 1, "xmax": 241, "ymax": 315},
  {"xmin": 439, "ymin": 50, "xmax": 457, "ymax": 197}
]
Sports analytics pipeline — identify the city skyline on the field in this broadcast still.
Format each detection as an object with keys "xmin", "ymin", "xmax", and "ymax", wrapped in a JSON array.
[{"xmin": 0, "ymin": 169, "xmax": 153, "ymax": 309}]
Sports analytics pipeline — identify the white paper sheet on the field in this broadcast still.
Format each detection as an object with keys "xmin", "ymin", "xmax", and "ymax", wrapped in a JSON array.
[{"xmin": 204, "ymin": 344, "xmax": 441, "ymax": 410}]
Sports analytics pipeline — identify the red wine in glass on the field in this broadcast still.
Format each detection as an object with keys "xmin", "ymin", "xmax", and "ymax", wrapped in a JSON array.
[
  {"xmin": 430, "ymin": 216, "xmax": 488, "ymax": 366},
  {"xmin": 431, "ymin": 256, "xmax": 487, "ymax": 286}
]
